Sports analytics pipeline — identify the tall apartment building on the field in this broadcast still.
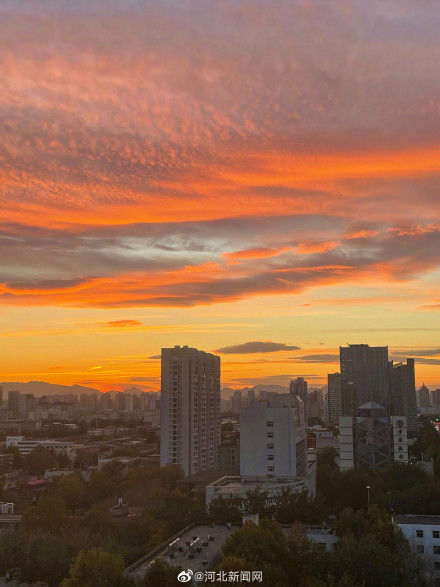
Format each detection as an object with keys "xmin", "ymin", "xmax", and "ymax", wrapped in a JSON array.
[
  {"xmin": 389, "ymin": 359, "xmax": 417, "ymax": 435},
  {"xmin": 418, "ymin": 384, "xmax": 430, "ymax": 408},
  {"xmin": 431, "ymin": 389, "xmax": 440, "ymax": 407},
  {"xmin": 230, "ymin": 390, "xmax": 242, "ymax": 413},
  {"xmin": 328, "ymin": 373, "xmax": 342, "ymax": 424},
  {"xmin": 160, "ymin": 346, "xmax": 221, "ymax": 477},
  {"xmin": 240, "ymin": 394, "xmax": 306, "ymax": 480},
  {"xmin": 340, "ymin": 344, "xmax": 389, "ymax": 413},
  {"xmin": 7, "ymin": 391, "xmax": 21, "ymax": 419},
  {"xmin": 290, "ymin": 377, "xmax": 308, "ymax": 421}
]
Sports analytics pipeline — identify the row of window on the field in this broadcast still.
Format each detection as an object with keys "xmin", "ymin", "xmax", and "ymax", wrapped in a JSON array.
[
  {"xmin": 417, "ymin": 530, "xmax": 440, "ymax": 538},
  {"xmin": 417, "ymin": 545, "xmax": 440, "ymax": 555}
]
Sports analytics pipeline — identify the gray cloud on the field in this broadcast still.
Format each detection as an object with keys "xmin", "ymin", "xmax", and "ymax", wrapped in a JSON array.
[
  {"xmin": 216, "ymin": 341, "xmax": 301, "ymax": 354},
  {"xmin": 293, "ymin": 354, "xmax": 339, "ymax": 363}
]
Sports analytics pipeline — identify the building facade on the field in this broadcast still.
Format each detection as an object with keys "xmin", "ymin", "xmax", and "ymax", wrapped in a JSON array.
[
  {"xmin": 240, "ymin": 394, "xmax": 306, "ymax": 480},
  {"xmin": 389, "ymin": 359, "xmax": 417, "ymax": 435},
  {"xmin": 290, "ymin": 378, "xmax": 308, "ymax": 421},
  {"xmin": 160, "ymin": 346, "xmax": 221, "ymax": 476},
  {"xmin": 327, "ymin": 373, "xmax": 342, "ymax": 424},
  {"xmin": 395, "ymin": 515, "xmax": 440, "ymax": 583},
  {"xmin": 340, "ymin": 344, "xmax": 389, "ymax": 413},
  {"xmin": 338, "ymin": 403, "xmax": 408, "ymax": 471}
]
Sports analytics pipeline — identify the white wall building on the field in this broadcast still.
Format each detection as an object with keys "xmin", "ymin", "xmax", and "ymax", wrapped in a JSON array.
[
  {"xmin": 240, "ymin": 394, "xmax": 306, "ymax": 480},
  {"xmin": 395, "ymin": 515, "xmax": 440, "ymax": 582},
  {"xmin": 206, "ymin": 394, "xmax": 313, "ymax": 505},
  {"xmin": 160, "ymin": 346, "xmax": 221, "ymax": 477},
  {"xmin": 338, "ymin": 416, "xmax": 355, "ymax": 471}
]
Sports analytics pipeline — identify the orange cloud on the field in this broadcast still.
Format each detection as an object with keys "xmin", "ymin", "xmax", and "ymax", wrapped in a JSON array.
[{"xmin": 223, "ymin": 247, "xmax": 291, "ymax": 261}]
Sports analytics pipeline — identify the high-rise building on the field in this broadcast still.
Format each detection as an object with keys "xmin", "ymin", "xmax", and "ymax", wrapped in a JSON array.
[
  {"xmin": 240, "ymin": 393, "xmax": 306, "ymax": 479},
  {"xmin": 8, "ymin": 391, "xmax": 21, "ymax": 419},
  {"xmin": 308, "ymin": 389, "xmax": 324, "ymax": 423},
  {"xmin": 418, "ymin": 384, "xmax": 430, "ymax": 408},
  {"xmin": 340, "ymin": 344, "xmax": 389, "ymax": 413},
  {"xmin": 431, "ymin": 389, "xmax": 440, "ymax": 407},
  {"xmin": 160, "ymin": 346, "xmax": 220, "ymax": 476},
  {"xmin": 389, "ymin": 359, "xmax": 417, "ymax": 434},
  {"xmin": 290, "ymin": 377, "xmax": 308, "ymax": 420},
  {"xmin": 230, "ymin": 390, "xmax": 241, "ymax": 413},
  {"xmin": 327, "ymin": 373, "xmax": 342, "ymax": 424}
]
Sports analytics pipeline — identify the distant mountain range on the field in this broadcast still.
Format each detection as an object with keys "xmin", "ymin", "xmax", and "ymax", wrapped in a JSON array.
[
  {"xmin": 0, "ymin": 381, "xmax": 101, "ymax": 396},
  {"xmin": 0, "ymin": 381, "xmax": 288, "ymax": 399},
  {"xmin": 221, "ymin": 384, "xmax": 288, "ymax": 399}
]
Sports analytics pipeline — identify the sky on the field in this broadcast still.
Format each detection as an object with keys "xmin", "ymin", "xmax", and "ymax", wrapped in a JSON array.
[{"xmin": 1, "ymin": 0, "xmax": 440, "ymax": 391}]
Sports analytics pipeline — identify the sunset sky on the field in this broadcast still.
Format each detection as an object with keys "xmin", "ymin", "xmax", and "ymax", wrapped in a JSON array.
[{"xmin": 1, "ymin": 0, "xmax": 440, "ymax": 391}]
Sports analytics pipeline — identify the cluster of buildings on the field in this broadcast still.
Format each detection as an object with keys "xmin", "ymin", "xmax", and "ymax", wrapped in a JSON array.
[
  {"xmin": 159, "ymin": 344, "xmax": 425, "ymax": 497},
  {"xmin": 159, "ymin": 346, "xmax": 315, "ymax": 507},
  {"xmin": 325, "ymin": 345, "xmax": 417, "ymax": 472},
  {"xmin": 0, "ymin": 385, "xmax": 160, "ymax": 431}
]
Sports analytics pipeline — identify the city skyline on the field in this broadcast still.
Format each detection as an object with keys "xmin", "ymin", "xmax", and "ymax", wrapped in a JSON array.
[{"xmin": 2, "ymin": 1, "xmax": 440, "ymax": 391}]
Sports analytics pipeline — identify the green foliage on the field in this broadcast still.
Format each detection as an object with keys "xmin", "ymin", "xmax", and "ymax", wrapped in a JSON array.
[
  {"xmin": 61, "ymin": 547, "xmax": 132, "ymax": 587},
  {"xmin": 25, "ymin": 446, "xmax": 58, "ymax": 475},
  {"xmin": 143, "ymin": 558, "xmax": 180, "ymax": 586},
  {"xmin": 23, "ymin": 493, "xmax": 68, "ymax": 534},
  {"xmin": 208, "ymin": 495, "xmax": 243, "ymax": 524}
]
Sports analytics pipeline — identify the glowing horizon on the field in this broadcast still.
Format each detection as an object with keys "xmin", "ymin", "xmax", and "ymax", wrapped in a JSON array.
[{"xmin": 1, "ymin": 1, "xmax": 440, "ymax": 391}]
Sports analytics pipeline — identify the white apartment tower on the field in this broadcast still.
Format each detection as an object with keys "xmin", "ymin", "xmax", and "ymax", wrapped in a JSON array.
[
  {"xmin": 160, "ymin": 346, "xmax": 221, "ymax": 476},
  {"xmin": 240, "ymin": 394, "xmax": 306, "ymax": 480}
]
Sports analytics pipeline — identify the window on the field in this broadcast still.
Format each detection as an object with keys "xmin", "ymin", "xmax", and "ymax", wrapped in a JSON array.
[
  {"xmin": 434, "ymin": 531, "xmax": 440, "ymax": 539},
  {"xmin": 267, "ymin": 455, "xmax": 274, "ymax": 461},
  {"xmin": 435, "ymin": 562, "xmax": 440, "ymax": 570},
  {"xmin": 417, "ymin": 545, "xmax": 424, "ymax": 554},
  {"xmin": 267, "ymin": 443, "xmax": 274, "ymax": 449},
  {"xmin": 434, "ymin": 546, "xmax": 440, "ymax": 555},
  {"xmin": 266, "ymin": 421, "xmax": 274, "ymax": 427},
  {"xmin": 416, "ymin": 530, "xmax": 424, "ymax": 538},
  {"xmin": 267, "ymin": 432, "xmax": 274, "ymax": 438},
  {"xmin": 267, "ymin": 466, "xmax": 274, "ymax": 472}
]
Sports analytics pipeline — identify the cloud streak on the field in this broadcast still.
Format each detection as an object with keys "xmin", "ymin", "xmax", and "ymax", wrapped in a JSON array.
[{"xmin": 216, "ymin": 341, "xmax": 301, "ymax": 354}]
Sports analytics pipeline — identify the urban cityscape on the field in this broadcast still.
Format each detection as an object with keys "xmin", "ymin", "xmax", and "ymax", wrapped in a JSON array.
[
  {"xmin": 0, "ymin": 343, "xmax": 439, "ymax": 584},
  {"xmin": 2, "ymin": 0, "xmax": 440, "ymax": 585}
]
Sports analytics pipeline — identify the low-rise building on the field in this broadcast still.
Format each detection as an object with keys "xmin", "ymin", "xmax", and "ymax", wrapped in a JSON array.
[{"xmin": 394, "ymin": 515, "xmax": 440, "ymax": 583}]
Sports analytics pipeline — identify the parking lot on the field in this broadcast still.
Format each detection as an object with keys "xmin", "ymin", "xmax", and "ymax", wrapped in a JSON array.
[{"xmin": 127, "ymin": 524, "xmax": 237, "ymax": 581}]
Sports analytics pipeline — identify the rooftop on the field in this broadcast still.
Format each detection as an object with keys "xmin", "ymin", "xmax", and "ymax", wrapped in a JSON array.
[{"xmin": 394, "ymin": 515, "xmax": 440, "ymax": 526}]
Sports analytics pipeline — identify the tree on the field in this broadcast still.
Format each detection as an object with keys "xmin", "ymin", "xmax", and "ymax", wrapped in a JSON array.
[
  {"xmin": 25, "ymin": 446, "xmax": 58, "ymax": 475},
  {"xmin": 61, "ymin": 547, "xmax": 132, "ymax": 587},
  {"xmin": 51, "ymin": 474, "xmax": 85, "ymax": 511},
  {"xmin": 208, "ymin": 495, "xmax": 243, "ymax": 524},
  {"xmin": 143, "ymin": 559, "xmax": 180, "ymax": 586},
  {"xmin": 327, "ymin": 534, "xmax": 423, "ymax": 587},
  {"xmin": 23, "ymin": 494, "xmax": 68, "ymax": 534},
  {"xmin": 221, "ymin": 521, "xmax": 291, "ymax": 586}
]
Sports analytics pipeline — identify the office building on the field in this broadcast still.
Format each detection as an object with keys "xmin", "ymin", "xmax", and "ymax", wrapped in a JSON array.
[
  {"xmin": 340, "ymin": 344, "xmax": 389, "ymax": 413},
  {"xmin": 290, "ymin": 377, "xmax": 308, "ymax": 420},
  {"xmin": 389, "ymin": 359, "xmax": 417, "ymax": 435},
  {"xmin": 327, "ymin": 373, "xmax": 342, "ymax": 424},
  {"xmin": 160, "ymin": 346, "xmax": 221, "ymax": 477}
]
